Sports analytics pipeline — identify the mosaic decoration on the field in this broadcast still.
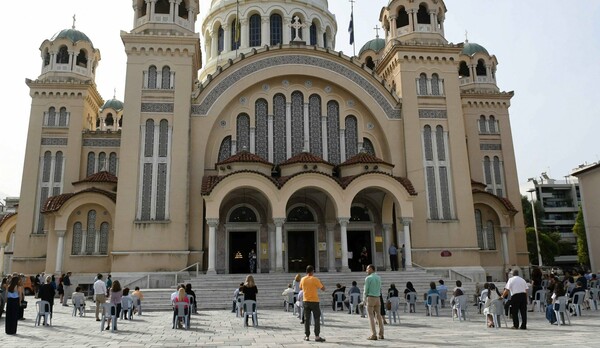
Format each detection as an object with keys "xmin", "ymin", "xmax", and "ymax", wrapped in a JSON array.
[
  {"xmin": 327, "ymin": 101, "xmax": 340, "ymax": 164},
  {"xmin": 236, "ymin": 114, "xmax": 250, "ymax": 152},
  {"xmin": 366, "ymin": 123, "xmax": 374, "ymax": 130},
  {"xmin": 363, "ymin": 138, "xmax": 375, "ymax": 156},
  {"xmin": 347, "ymin": 100, "xmax": 355, "ymax": 108},
  {"xmin": 262, "ymin": 84, "xmax": 270, "ymax": 92},
  {"xmin": 255, "ymin": 99, "xmax": 269, "ymax": 159},
  {"xmin": 87, "ymin": 152, "xmax": 95, "ymax": 176},
  {"xmin": 291, "ymin": 91, "xmax": 304, "ymax": 155},
  {"xmin": 436, "ymin": 125, "xmax": 445, "ymax": 161},
  {"xmin": 239, "ymin": 97, "xmax": 247, "ymax": 105},
  {"xmin": 345, "ymin": 116, "xmax": 358, "ymax": 158},
  {"xmin": 71, "ymin": 222, "xmax": 83, "ymax": 255},
  {"xmin": 195, "ymin": 55, "xmax": 401, "ymax": 119},
  {"xmin": 273, "ymin": 94, "xmax": 287, "ymax": 164},
  {"xmin": 82, "ymin": 139, "xmax": 120, "ymax": 147},
  {"xmin": 85, "ymin": 210, "xmax": 96, "ymax": 254},
  {"xmin": 159, "ymin": 120, "xmax": 169, "ymax": 157},
  {"xmin": 99, "ymin": 222, "xmax": 109, "ymax": 255},
  {"xmin": 418, "ymin": 109, "xmax": 447, "ymax": 119},
  {"xmin": 218, "ymin": 136, "xmax": 232, "ymax": 162},
  {"xmin": 305, "ymin": 80, "xmax": 313, "ymax": 88},
  {"xmin": 141, "ymin": 103, "xmax": 174, "ymax": 113},
  {"xmin": 308, "ymin": 94, "xmax": 322, "ymax": 157},
  {"xmin": 156, "ymin": 163, "xmax": 167, "ymax": 220},
  {"xmin": 219, "ymin": 120, "xmax": 227, "ymax": 128},
  {"xmin": 324, "ymin": 86, "xmax": 332, "ymax": 93},
  {"xmin": 480, "ymin": 143, "xmax": 502, "ymax": 151},
  {"xmin": 41, "ymin": 138, "xmax": 68, "ymax": 146}
]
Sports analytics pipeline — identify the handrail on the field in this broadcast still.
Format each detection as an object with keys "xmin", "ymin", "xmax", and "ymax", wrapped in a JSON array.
[
  {"xmin": 448, "ymin": 269, "xmax": 473, "ymax": 282},
  {"xmin": 175, "ymin": 262, "xmax": 201, "ymax": 285},
  {"xmin": 122, "ymin": 274, "xmax": 152, "ymax": 289}
]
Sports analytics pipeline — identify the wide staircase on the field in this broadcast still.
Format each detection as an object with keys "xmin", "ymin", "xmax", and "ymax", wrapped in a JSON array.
[{"xmin": 133, "ymin": 269, "xmax": 480, "ymax": 312}]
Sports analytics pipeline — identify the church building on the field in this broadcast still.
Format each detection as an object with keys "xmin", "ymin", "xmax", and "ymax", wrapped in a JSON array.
[{"xmin": 0, "ymin": 0, "xmax": 528, "ymax": 281}]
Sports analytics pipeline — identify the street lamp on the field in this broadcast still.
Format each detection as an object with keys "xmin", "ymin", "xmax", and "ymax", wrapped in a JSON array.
[{"xmin": 527, "ymin": 185, "xmax": 543, "ymax": 267}]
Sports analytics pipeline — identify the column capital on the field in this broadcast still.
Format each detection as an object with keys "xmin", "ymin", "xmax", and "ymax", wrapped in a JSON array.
[
  {"xmin": 56, "ymin": 230, "xmax": 66, "ymax": 238},
  {"xmin": 501, "ymin": 226, "xmax": 510, "ymax": 234},
  {"xmin": 206, "ymin": 218, "xmax": 219, "ymax": 227},
  {"xmin": 382, "ymin": 223, "xmax": 392, "ymax": 231},
  {"xmin": 337, "ymin": 217, "xmax": 350, "ymax": 226},
  {"xmin": 401, "ymin": 217, "xmax": 412, "ymax": 226},
  {"xmin": 273, "ymin": 218, "xmax": 286, "ymax": 227},
  {"xmin": 325, "ymin": 222, "xmax": 336, "ymax": 230}
]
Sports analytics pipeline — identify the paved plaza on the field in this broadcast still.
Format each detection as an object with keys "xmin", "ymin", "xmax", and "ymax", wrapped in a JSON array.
[{"xmin": 2, "ymin": 297, "xmax": 599, "ymax": 347}]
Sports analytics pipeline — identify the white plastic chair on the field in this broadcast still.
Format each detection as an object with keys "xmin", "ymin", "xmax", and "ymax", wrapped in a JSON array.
[
  {"xmin": 131, "ymin": 295, "xmax": 142, "ymax": 315},
  {"xmin": 554, "ymin": 296, "xmax": 571, "ymax": 326},
  {"xmin": 72, "ymin": 296, "xmax": 86, "ymax": 317},
  {"xmin": 541, "ymin": 279, "xmax": 549, "ymax": 289},
  {"xmin": 387, "ymin": 297, "xmax": 401, "ymax": 324},
  {"xmin": 186, "ymin": 294, "xmax": 197, "ymax": 314},
  {"xmin": 489, "ymin": 299, "xmax": 507, "ymax": 329},
  {"xmin": 427, "ymin": 293, "xmax": 440, "ymax": 316},
  {"xmin": 243, "ymin": 300, "xmax": 258, "ymax": 327},
  {"xmin": 35, "ymin": 300, "xmax": 51, "ymax": 326},
  {"xmin": 235, "ymin": 294, "xmax": 243, "ymax": 318},
  {"xmin": 121, "ymin": 296, "xmax": 134, "ymax": 320},
  {"xmin": 588, "ymin": 288, "xmax": 599, "ymax": 311},
  {"xmin": 349, "ymin": 293, "xmax": 361, "ymax": 315},
  {"xmin": 452, "ymin": 295, "xmax": 468, "ymax": 321},
  {"xmin": 532, "ymin": 289, "xmax": 548, "ymax": 312},
  {"xmin": 438, "ymin": 288, "xmax": 447, "ymax": 307},
  {"xmin": 570, "ymin": 292, "xmax": 585, "ymax": 317},
  {"xmin": 333, "ymin": 292, "xmax": 344, "ymax": 311},
  {"xmin": 100, "ymin": 303, "xmax": 117, "ymax": 332},
  {"xmin": 478, "ymin": 290, "xmax": 488, "ymax": 314},
  {"xmin": 284, "ymin": 292, "xmax": 295, "ymax": 312},
  {"xmin": 404, "ymin": 292, "xmax": 417, "ymax": 313},
  {"xmin": 172, "ymin": 302, "xmax": 189, "ymax": 329}
]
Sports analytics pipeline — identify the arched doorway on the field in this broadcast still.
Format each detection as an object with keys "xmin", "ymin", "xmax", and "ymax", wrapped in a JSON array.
[
  {"xmin": 286, "ymin": 205, "xmax": 317, "ymax": 273},
  {"xmin": 348, "ymin": 205, "xmax": 374, "ymax": 271},
  {"xmin": 227, "ymin": 206, "xmax": 259, "ymax": 274}
]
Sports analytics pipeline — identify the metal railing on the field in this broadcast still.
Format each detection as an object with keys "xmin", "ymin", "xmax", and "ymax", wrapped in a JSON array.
[
  {"xmin": 175, "ymin": 262, "xmax": 200, "ymax": 285},
  {"xmin": 448, "ymin": 269, "xmax": 473, "ymax": 283},
  {"xmin": 121, "ymin": 262, "xmax": 201, "ymax": 289}
]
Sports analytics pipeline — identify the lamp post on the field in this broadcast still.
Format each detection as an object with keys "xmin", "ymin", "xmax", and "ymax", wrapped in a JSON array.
[{"xmin": 527, "ymin": 187, "xmax": 543, "ymax": 267}]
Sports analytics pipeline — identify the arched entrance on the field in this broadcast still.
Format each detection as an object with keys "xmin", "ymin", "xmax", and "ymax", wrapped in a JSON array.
[
  {"xmin": 226, "ymin": 205, "xmax": 260, "ymax": 274},
  {"xmin": 285, "ymin": 205, "xmax": 317, "ymax": 273},
  {"xmin": 347, "ymin": 204, "xmax": 374, "ymax": 271}
]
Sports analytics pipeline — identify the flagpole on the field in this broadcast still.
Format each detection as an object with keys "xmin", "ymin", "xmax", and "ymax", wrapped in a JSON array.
[{"xmin": 236, "ymin": 0, "xmax": 240, "ymax": 58}]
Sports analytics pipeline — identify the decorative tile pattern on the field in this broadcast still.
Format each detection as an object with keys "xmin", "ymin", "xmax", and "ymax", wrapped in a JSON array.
[
  {"xmin": 363, "ymin": 138, "xmax": 375, "ymax": 156},
  {"xmin": 41, "ymin": 138, "xmax": 68, "ymax": 146},
  {"xmin": 87, "ymin": 152, "xmax": 95, "ymax": 176},
  {"xmin": 99, "ymin": 222, "xmax": 109, "ymax": 255},
  {"xmin": 195, "ymin": 55, "xmax": 401, "ymax": 119},
  {"xmin": 255, "ymin": 99, "xmax": 269, "ymax": 160},
  {"xmin": 262, "ymin": 84, "xmax": 270, "ymax": 92},
  {"xmin": 83, "ymin": 139, "xmax": 121, "ymax": 147},
  {"xmin": 291, "ymin": 91, "xmax": 304, "ymax": 155},
  {"xmin": 144, "ymin": 120, "xmax": 154, "ymax": 157},
  {"xmin": 436, "ymin": 125, "xmax": 445, "ymax": 161},
  {"xmin": 480, "ymin": 143, "xmax": 502, "ymax": 151},
  {"xmin": 273, "ymin": 94, "xmax": 287, "ymax": 164},
  {"xmin": 327, "ymin": 101, "xmax": 340, "ymax": 164},
  {"xmin": 156, "ymin": 163, "xmax": 167, "ymax": 220},
  {"xmin": 308, "ymin": 94, "xmax": 322, "ymax": 157},
  {"xmin": 236, "ymin": 114, "xmax": 250, "ymax": 152},
  {"xmin": 418, "ymin": 109, "xmax": 447, "ymax": 119},
  {"xmin": 159, "ymin": 120, "xmax": 169, "ymax": 157},
  {"xmin": 345, "ymin": 116, "xmax": 358, "ymax": 159},
  {"xmin": 218, "ymin": 136, "xmax": 232, "ymax": 162},
  {"xmin": 141, "ymin": 103, "xmax": 174, "ymax": 113},
  {"xmin": 85, "ymin": 210, "xmax": 96, "ymax": 254},
  {"xmin": 71, "ymin": 222, "xmax": 83, "ymax": 255}
]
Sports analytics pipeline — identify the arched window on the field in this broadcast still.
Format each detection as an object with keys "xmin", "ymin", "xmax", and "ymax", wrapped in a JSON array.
[
  {"xmin": 71, "ymin": 222, "xmax": 83, "ymax": 255},
  {"xmin": 236, "ymin": 114, "xmax": 250, "ymax": 152},
  {"xmin": 98, "ymin": 152, "xmax": 106, "ymax": 171},
  {"xmin": 483, "ymin": 156, "xmax": 492, "ymax": 190},
  {"xmin": 423, "ymin": 125, "xmax": 453, "ymax": 220},
  {"xmin": 475, "ymin": 209, "xmax": 484, "ymax": 249},
  {"xmin": 418, "ymin": 73, "xmax": 428, "ymax": 95},
  {"xmin": 363, "ymin": 138, "xmax": 375, "ymax": 156},
  {"xmin": 291, "ymin": 91, "xmax": 304, "ymax": 155},
  {"xmin": 59, "ymin": 107, "xmax": 68, "ymax": 126},
  {"xmin": 476, "ymin": 59, "xmax": 487, "ymax": 76},
  {"xmin": 99, "ymin": 222, "xmax": 109, "ymax": 255},
  {"xmin": 327, "ymin": 101, "xmax": 340, "ymax": 164},
  {"xmin": 161, "ymin": 66, "xmax": 171, "ymax": 89},
  {"xmin": 109, "ymin": 152, "xmax": 118, "ymax": 175},
  {"xmin": 431, "ymin": 74, "xmax": 440, "ymax": 95},
  {"xmin": 423, "ymin": 125, "xmax": 433, "ymax": 161},
  {"xmin": 53, "ymin": 151, "xmax": 63, "ymax": 186},
  {"xmin": 323, "ymin": 32, "xmax": 327, "ymax": 48},
  {"xmin": 273, "ymin": 94, "xmax": 287, "ymax": 164},
  {"xmin": 85, "ymin": 210, "xmax": 97, "ymax": 254},
  {"xmin": 105, "ymin": 113, "xmax": 114, "ymax": 126},
  {"xmin": 479, "ymin": 116, "xmax": 487, "ymax": 133},
  {"xmin": 493, "ymin": 156, "xmax": 503, "ymax": 196},
  {"xmin": 76, "ymin": 49, "xmax": 87, "ymax": 67},
  {"xmin": 488, "ymin": 116, "xmax": 497, "ymax": 134},
  {"xmin": 229, "ymin": 206, "xmax": 258, "ymax": 222},
  {"xmin": 255, "ymin": 99, "xmax": 268, "ymax": 159},
  {"xmin": 231, "ymin": 19, "xmax": 240, "ymax": 50},
  {"xmin": 159, "ymin": 119, "xmax": 169, "ymax": 157},
  {"xmin": 436, "ymin": 125, "xmax": 445, "ymax": 161},
  {"xmin": 42, "ymin": 151, "xmax": 52, "ymax": 183},
  {"xmin": 345, "ymin": 116, "xmax": 358, "ymax": 159},
  {"xmin": 310, "ymin": 22, "xmax": 317, "ymax": 45},
  {"xmin": 47, "ymin": 107, "xmax": 56, "ymax": 127},
  {"xmin": 351, "ymin": 205, "xmax": 371, "ymax": 221},
  {"xmin": 218, "ymin": 136, "xmax": 232, "ymax": 162},
  {"xmin": 177, "ymin": 1, "xmax": 188, "ymax": 19},
  {"xmin": 458, "ymin": 61, "xmax": 470, "ymax": 77},
  {"xmin": 148, "ymin": 65, "xmax": 157, "ymax": 89},
  {"xmin": 287, "ymin": 206, "xmax": 314, "ymax": 222},
  {"xmin": 366, "ymin": 57, "xmax": 375, "ymax": 70},
  {"xmin": 155, "ymin": 0, "xmax": 169, "ymax": 14},
  {"xmin": 249, "ymin": 14, "xmax": 261, "ymax": 47},
  {"xmin": 87, "ymin": 152, "xmax": 96, "ymax": 176},
  {"xmin": 43, "ymin": 49, "xmax": 50, "ymax": 66},
  {"xmin": 397, "ymin": 7, "xmax": 409, "ymax": 27},
  {"xmin": 270, "ymin": 14, "xmax": 282, "ymax": 45},
  {"xmin": 56, "ymin": 46, "xmax": 69, "ymax": 64},
  {"xmin": 308, "ymin": 94, "xmax": 322, "ymax": 157},
  {"xmin": 417, "ymin": 5, "xmax": 430, "ymax": 24},
  {"xmin": 217, "ymin": 25, "xmax": 224, "ymax": 53},
  {"xmin": 485, "ymin": 220, "xmax": 496, "ymax": 249}
]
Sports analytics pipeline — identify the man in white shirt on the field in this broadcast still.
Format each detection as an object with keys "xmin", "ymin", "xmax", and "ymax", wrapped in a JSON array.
[
  {"xmin": 502, "ymin": 270, "xmax": 528, "ymax": 330},
  {"xmin": 93, "ymin": 274, "xmax": 107, "ymax": 321}
]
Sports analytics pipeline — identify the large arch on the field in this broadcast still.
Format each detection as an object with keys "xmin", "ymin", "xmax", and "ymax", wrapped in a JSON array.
[
  {"xmin": 344, "ymin": 174, "xmax": 415, "ymax": 218},
  {"xmin": 278, "ymin": 173, "xmax": 344, "ymax": 218}
]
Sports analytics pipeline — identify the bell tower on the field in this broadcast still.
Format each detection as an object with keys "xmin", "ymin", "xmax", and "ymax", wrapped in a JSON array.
[{"xmin": 380, "ymin": 0, "xmax": 448, "ymax": 45}]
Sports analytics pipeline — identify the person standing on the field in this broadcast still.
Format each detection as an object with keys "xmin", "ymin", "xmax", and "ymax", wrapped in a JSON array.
[
  {"xmin": 38, "ymin": 276, "xmax": 55, "ymax": 325},
  {"xmin": 364, "ymin": 264, "xmax": 384, "ymax": 340},
  {"xmin": 248, "ymin": 249, "xmax": 257, "ymax": 273},
  {"xmin": 388, "ymin": 243, "xmax": 398, "ymax": 271},
  {"xmin": 105, "ymin": 274, "xmax": 113, "ymax": 296},
  {"xmin": 360, "ymin": 247, "xmax": 369, "ymax": 271},
  {"xmin": 400, "ymin": 244, "xmax": 406, "ymax": 270},
  {"xmin": 93, "ymin": 273, "xmax": 107, "ymax": 321},
  {"xmin": 299, "ymin": 265, "xmax": 326, "ymax": 342},
  {"xmin": 502, "ymin": 269, "xmax": 528, "ymax": 330},
  {"xmin": 5, "ymin": 276, "xmax": 22, "ymax": 335},
  {"xmin": 62, "ymin": 271, "xmax": 72, "ymax": 306}
]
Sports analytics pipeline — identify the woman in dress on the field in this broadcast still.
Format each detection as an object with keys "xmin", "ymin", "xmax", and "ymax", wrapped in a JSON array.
[
  {"xmin": 106, "ymin": 280, "xmax": 123, "ymax": 330},
  {"xmin": 5, "ymin": 276, "xmax": 22, "ymax": 335}
]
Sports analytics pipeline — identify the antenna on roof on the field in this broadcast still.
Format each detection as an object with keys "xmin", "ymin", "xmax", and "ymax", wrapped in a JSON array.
[
  {"xmin": 72, "ymin": 14, "xmax": 76, "ymax": 30},
  {"xmin": 113, "ymin": 88, "xmax": 117, "ymax": 99}
]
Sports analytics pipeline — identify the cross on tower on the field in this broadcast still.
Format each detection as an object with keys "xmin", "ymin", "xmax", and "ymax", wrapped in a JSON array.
[
  {"xmin": 465, "ymin": 30, "xmax": 469, "ymax": 42},
  {"xmin": 289, "ymin": 16, "xmax": 308, "ymax": 42},
  {"xmin": 72, "ymin": 14, "xmax": 76, "ymax": 29},
  {"xmin": 374, "ymin": 25, "xmax": 381, "ymax": 39}
]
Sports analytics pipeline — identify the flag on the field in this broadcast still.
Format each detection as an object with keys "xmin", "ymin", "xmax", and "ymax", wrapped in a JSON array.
[{"xmin": 348, "ymin": 12, "xmax": 354, "ymax": 45}]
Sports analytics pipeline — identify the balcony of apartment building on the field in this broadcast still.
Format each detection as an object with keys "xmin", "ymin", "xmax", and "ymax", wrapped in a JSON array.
[{"xmin": 542, "ymin": 199, "xmax": 578, "ymax": 214}]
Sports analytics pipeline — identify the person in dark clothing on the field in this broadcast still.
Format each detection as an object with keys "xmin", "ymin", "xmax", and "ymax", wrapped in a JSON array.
[
  {"xmin": 331, "ymin": 283, "xmax": 346, "ymax": 310},
  {"xmin": 38, "ymin": 276, "xmax": 55, "ymax": 325},
  {"xmin": 5, "ymin": 276, "xmax": 22, "ymax": 335},
  {"xmin": 241, "ymin": 275, "xmax": 258, "ymax": 326},
  {"xmin": 185, "ymin": 283, "xmax": 197, "ymax": 313}
]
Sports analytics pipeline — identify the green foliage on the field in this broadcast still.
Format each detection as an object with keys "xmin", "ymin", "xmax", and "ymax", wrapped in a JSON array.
[
  {"xmin": 526, "ymin": 227, "xmax": 560, "ymax": 265},
  {"xmin": 572, "ymin": 207, "xmax": 589, "ymax": 266},
  {"xmin": 521, "ymin": 195, "xmax": 544, "ymax": 229}
]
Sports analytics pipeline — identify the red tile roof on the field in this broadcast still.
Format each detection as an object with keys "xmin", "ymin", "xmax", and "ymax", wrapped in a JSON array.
[
  {"xmin": 0, "ymin": 212, "xmax": 16, "ymax": 228},
  {"xmin": 216, "ymin": 151, "xmax": 272, "ymax": 166},
  {"xmin": 202, "ymin": 170, "xmax": 279, "ymax": 195},
  {"xmin": 42, "ymin": 188, "xmax": 117, "ymax": 213},
  {"xmin": 340, "ymin": 173, "xmax": 417, "ymax": 195},
  {"xmin": 73, "ymin": 171, "xmax": 118, "ymax": 185},
  {"xmin": 338, "ymin": 152, "xmax": 394, "ymax": 168},
  {"xmin": 279, "ymin": 152, "xmax": 333, "ymax": 166},
  {"xmin": 472, "ymin": 189, "xmax": 518, "ymax": 213}
]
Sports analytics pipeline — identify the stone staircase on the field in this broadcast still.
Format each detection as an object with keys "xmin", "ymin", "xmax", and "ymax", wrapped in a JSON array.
[{"xmin": 89, "ymin": 270, "xmax": 482, "ymax": 312}]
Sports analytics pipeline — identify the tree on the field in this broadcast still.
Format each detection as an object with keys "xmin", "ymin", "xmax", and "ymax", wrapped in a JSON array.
[
  {"xmin": 572, "ymin": 207, "xmax": 589, "ymax": 266},
  {"xmin": 526, "ymin": 227, "xmax": 560, "ymax": 266},
  {"xmin": 521, "ymin": 195, "xmax": 543, "ymax": 229}
]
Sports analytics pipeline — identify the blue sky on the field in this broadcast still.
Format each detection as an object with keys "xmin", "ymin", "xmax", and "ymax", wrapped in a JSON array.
[{"xmin": 1, "ymin": 0, "xmax": 598, "ymax": 199}]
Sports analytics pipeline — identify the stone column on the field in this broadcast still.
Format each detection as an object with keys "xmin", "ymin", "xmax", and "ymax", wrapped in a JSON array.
[
  {"xmin": 383, "ymin": 224, "xmax": 392, "ymax": 271},
  {"xmin": 283, "ymin": 17, "xmax": 292, "ymax": 43},
  {"xmin": 55, "ymin": 230, "xmax": 66, "ymax": 274},
  {"xmin": 150, "ymin": 0, "xmax": 156, "ymax": 18},
  {"xmin": 274, "ymin": 218, "xmax": 285, "ymax": 272},
  {"xmin": 339, "ymin": 218, "xmax": 350, "ymax": 272},
  {"xmin": 429, "ymin": 11, "xmax": 436, "ymax": 32},
  {"xmin": 321, "ymin": 116, "xmax": 328, "ymax": 161},
  {"xmin": 0, "ymin": 243, "xmax": 5, "ymax": 276},
  {"xmin": 240, "ymin": 18, "xmax": 249, "ymax": 49},
  {"xmin": 261, "ymin": 16, "xmax": 269, "ymax": 46},
  {"xmin": 269, "ymin": 223, "xmax": 276, "ymax": 272},
  {"xmin": 501, "ymin": 227, "xmax": 510, "ymax": 268},
  {"xmin": 408, "ymin": 10, "xmax": 415, "ymax": 31},
  {"xmin": 169, "ymin": 0, "xmax": 176, "ymax": 21},
  {"xmin": 206, "ymin": 218, "xmax": 219, "ymax": 274},
  {"xmin": 326, "ymin": 223, "xmax": 336, "ymax": 272},
  {"xmin": 390, "ymin": 15, "xmax": 397, "ymax": 37},
  {"xmin": 223, "ymin": 24, "xmax": 231, "ymax": 52},
  {"xmin": 402, "ymin": 218, "xmax": 413, "ymax": 269},
  {"xmin": 267, "ymin": 115, "xmax": 274, "ymax": 162},
  {"xmin": 285, "ymin": 102, "xmax": 292, "ymax": 158},
  {"xmin": 210, "ymin": 30, "xmax": 217, "ymax": 59}
]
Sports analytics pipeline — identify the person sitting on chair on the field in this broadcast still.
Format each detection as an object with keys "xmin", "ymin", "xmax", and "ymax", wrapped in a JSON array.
[
  {"xmin": 282, "ymin": 283, "xmax": 294, "ymax": 308},
  {"xmin": 331, "ymin": 283, "xmax": 346, "ymax": 311},
  {"xmin": 173, "ymin": 288, "xmax": 190, "ymax": 328},
  {"xmin": 71, "ymin": 286, "xmax": 86, "ymax": 316}
]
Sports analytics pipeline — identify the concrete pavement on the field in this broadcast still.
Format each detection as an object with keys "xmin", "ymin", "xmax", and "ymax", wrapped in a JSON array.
[{"xmin": 1, "ymin": 297, "xmax": 598, "ymax": 347}]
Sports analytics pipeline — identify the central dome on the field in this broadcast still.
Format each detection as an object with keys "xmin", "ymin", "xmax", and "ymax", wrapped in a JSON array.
[
  {"xmin": 210, "ymin": 0, "xmax": 329, "ymax": 9},
  {"xmin": 50, "ymin": 28, "xmax": 94, "ymax": 47}
]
